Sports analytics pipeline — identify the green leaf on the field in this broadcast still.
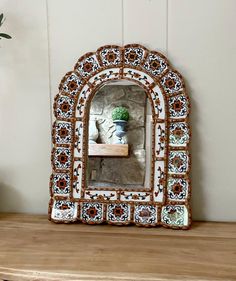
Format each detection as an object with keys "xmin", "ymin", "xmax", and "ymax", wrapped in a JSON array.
[
  {"xmin": 0, "ymin": 14, "xmax": 3, "ymax": 26},
  {"xmin": 112, "ymin": 106, "xmax": 129, "ymax": 121},
  {"xmin": 0, "ymin": 33, "xmax": 12, "ymax": 39}
]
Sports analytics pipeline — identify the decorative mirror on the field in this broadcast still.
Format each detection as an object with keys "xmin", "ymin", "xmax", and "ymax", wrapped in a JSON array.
[{"xmin": 49, "ymin": 44, "xmax": 191, "ymax": 229}]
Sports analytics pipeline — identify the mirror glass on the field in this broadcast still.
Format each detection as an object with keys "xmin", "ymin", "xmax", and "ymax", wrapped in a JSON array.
[{"xmin": 87, "ymin": 81, "xmax": 152, "ymax": 190}]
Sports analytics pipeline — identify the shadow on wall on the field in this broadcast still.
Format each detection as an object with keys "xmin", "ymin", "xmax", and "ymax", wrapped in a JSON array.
[
  {"xmin": 0, "ymin": 173, "xmax": 25, "ymax": 213},
  {"xmin": 186, "ymin": 81, "xmax": 205, "ymax": 221}
]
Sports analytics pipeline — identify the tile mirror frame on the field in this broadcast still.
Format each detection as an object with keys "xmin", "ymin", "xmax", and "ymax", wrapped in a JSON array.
[{"xmin": 49, "ymin": 44, "xmax": 191, "ymax": 229}]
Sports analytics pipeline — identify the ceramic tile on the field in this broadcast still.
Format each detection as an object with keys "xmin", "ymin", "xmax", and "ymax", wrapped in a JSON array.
[
  {"xmin": 107, "ymin": 203, "xmax": 131, "ymax": 224},
  {"xmin": 168, "ymin": 150, "xmax": 189, "ymax": 174},
  {"xmin": 81, "ymin": 202, "xmax": 104, "ymax": 224},
  {"xmin": 134, "ymin": 204, "xmax": 158, "ymax": 225}
]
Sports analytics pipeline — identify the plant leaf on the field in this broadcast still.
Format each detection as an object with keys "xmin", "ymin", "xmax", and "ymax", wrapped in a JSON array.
[
  {"xmin": 0, "ymin": 33, "xmax": 12, "ymax": 39},
  {"xmin": 0, "ymin": 14, "xmax": 3, "ymax": 26}
]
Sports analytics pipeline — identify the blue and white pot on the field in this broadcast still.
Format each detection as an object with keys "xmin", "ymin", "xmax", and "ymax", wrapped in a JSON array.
[{"xmin": 113, "ymin": 120, "xmax": 127, "ymax": 144}]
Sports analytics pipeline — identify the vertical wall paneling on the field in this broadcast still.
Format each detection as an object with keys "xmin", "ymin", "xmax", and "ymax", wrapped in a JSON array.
[
  {"xmin": 47, "ymin": 0, "xmax": 123, "ymax": 103},
  {"xmin": 168, "ymin": 0, "xmax": 236, "ymax": 221},
  {"xmin": 123, "ymin": 0, "xmax": 167, "ymax": 53},
  {"xmin": 0, "ymin": 0, "xmax": 51, "ymax": 213}
]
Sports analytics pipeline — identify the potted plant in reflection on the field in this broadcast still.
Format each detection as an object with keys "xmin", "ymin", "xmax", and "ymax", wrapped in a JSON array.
[{"xmin": 112, "ymin": 106, "xmax": 129, "ymax": 144}]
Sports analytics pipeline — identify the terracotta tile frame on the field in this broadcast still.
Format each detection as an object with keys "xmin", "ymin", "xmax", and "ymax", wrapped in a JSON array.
[{"xmin": 49, "ymin": 44, "xmax": 191, "ymax": 229}]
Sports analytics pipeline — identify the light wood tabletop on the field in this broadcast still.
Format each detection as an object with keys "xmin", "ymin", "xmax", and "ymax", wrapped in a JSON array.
[{"xmin": 0, "ymin": 213, "xmax": 235, "ymax": 281}]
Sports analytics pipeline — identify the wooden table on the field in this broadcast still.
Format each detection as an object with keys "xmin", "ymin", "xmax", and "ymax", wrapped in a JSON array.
[{"xmin": 0, "ymin": 213, "xmax": 235, "ymax": 281}]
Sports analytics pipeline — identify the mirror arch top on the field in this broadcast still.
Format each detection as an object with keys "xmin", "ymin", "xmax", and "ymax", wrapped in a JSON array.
[{"xmin": 50, "ymin": 44, "xmax": 191, "ymax": 229}]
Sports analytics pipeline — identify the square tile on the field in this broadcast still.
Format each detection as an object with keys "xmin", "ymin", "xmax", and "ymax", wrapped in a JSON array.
[
  {"xmin": 51, "ymin": 200, "xmax": 77, "ymax": 221},
  {"xmin": 52, "ymin": 173, "xmax": 70, "ymax": 196},
  {"xmin": 161, "ymin": 71, "xmax": 183, "ymax": 94},
  {"xmin": 161, "ymin": 205, "xmax": 188, "ymax": 227},
  {"xmin": 169, "ymin": 122, "xmax": 189, "ymax": 146},
  {"xmin": 60, "ymin": 72, "xmax": 83, "ymax": 96},
  {"xmin": 55, "ymin": 96, "xmax": 74, "ymax": 119},
  {"xmin": 81, "ymin": 202, "xmax": 104, "ymax": 224},
  {"xmin": 124, "ymin": 45, "xmax": 146, "ymax": 67},
  {"xmin": 76, "ymin": 55, "xmax": 100, "ymax": 77},
  {"xmin": 143, "ymin": 52, "xmax": 168, "ymax": 77},
  {"xmin": 168, "ymin": 150, "xmax": 189, "ymax": 174},
  {"xmin": 53, "ymin": 121, "xmax": 73, "ymax": 145},
  {"xmin": 107, "ymin": 203, "xmax": 131, "ymax": 223},
  {"xmin": 168, "ymin": 94, "xmax": 189, "ymax": 119},
  {"xmin": 98, "ymin": 46, "xmax": 121, "ymax": 67},
  {"xmin": 167, "ymin": 177, "xmax": 188, "ymax": 201},
  {"xmin": 134, "ymin": 204, "xmax": 158, "ymax": 225},
  {"xmin": 53, "ymin": 147, "xmax": 71, "ymax": 170}
]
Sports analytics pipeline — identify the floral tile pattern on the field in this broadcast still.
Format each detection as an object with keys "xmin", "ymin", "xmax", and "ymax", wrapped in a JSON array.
[
  {"xmin": 81, "ymin": 202, "xmax": 104, "ymax": 224},
  {"xmin": 143, "ymin": 52, "xmax": 168, "ymax": 77},
  {"xmin": 98, "ymin": 46, "xmax": 121, "ymax": 67},
  {"xmin": 120, "ymin": 191, "xmax": 150, "ymax": 202},
  {"xmin": 155, "ymin": 123, "xmax": 166, "ymax": 157},
  {"xmin": 123, "ymin": 68, "xmax": 154, "ymax": 87},
  {"xmin": 54, "ymin": 96, "xmax": 74, "ymax": 119},
  {"xmin": 168, "ymin": 150, "xmax": 189, "ymax": 174},
  {"xmin": 72, "ymin": 160, "xmax": 83, "ymax": 199},
  {"xmin": 75, "ymin": 84, "xmax": 92, "ymax": 118},
  {"xmin": 76, "ymin": 55, "xmax": 100, "ymax": 78},
  {"xmin": 150, "ymin": 85, "xmax": 166, "ymax": 119},
  {"xmin": 53, "ymin": 121, "xmax": 73, "ymax": 145},
  {"xmin": 134, "ymin": 205, "xmax": 158, "ymax": 225},
  {"xmin": 84, "ymin": 190, "xmax": 117, "ymax": 201},
  {"xmin": 169, "ymin": 122, "xmax": 189, "ymax": 147},
  {"xmin": 50, "ymin": 44, "xmax": 191, "ymax": 229},
  {"xmin": 167, "ymin": 177, "xmax": 188, "ymax": 201},
  {"xmin": 51, "ymin": 200, "xmax": 77, "ymax": 221},
  {"xmin": 161, "ymin": 205, "xmax": 188, "ymax": 227},
  {"xmin": 124, "ymin": 46, "xmax": 146, "ymax": 67},
  {"xmin": 74, "ymin": 121, "xmax": 83, "ymax": 158},
  {"xmin": 107, "ymin": 203, "xmax": 131, "ymax": 223},
  {"xmin": 153, "ymin": 160, "xmax": 165, "ymax": 203},
  {"xmin": 88, "ymin": 68, "xmax": 120, "ymax": 87},
  {"xmin": 52, "ymin": 173, "xmax": 70, "ymax": 196},
  {"xmin": 52, "ymin": 147, "xmax": 71, "ymax": 171},
  {"xmin": 168, "ymin": 94, "xmax": 189, "ymax": 119},
  {"xmin": 59, "ymin": 72, "xmax": 83, "ymax": 96},
  {"xmin": 161, "ymin": 71, "xmax": 183, "ymax": 94}
]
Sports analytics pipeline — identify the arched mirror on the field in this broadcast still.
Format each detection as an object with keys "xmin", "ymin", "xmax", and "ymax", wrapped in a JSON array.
[{"xmin": 50, "ymin": 44, "xmax": 191, "ymax": 229}]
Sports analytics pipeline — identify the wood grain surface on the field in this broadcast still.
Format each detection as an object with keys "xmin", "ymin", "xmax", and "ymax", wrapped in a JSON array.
[
  {"xmin": 0, "ymin": 213, "xmax": 235, "ymax": 281},
  {"xmin": 88, "ymin": 144, "xmax": 129, "ymax": 157}
]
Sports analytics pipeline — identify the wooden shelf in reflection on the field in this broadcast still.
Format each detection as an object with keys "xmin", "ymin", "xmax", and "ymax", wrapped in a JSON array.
[{"xmin": 88, "ymin": 144, "xmax": 129, "ymax": 157}]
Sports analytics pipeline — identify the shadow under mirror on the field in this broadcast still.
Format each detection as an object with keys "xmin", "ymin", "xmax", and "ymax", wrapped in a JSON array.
[{"xmin": 87, "ymin": 80, "xmax": 152, "ymax": 190}]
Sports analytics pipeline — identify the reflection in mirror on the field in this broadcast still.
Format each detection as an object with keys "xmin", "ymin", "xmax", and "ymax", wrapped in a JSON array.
[{"xmin": 87, "ymin": 81, "xmax": 152, "ymax": 190}]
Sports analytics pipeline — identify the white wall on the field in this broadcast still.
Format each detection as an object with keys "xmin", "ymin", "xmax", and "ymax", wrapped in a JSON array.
[
  {"xmin": 0, "ymin": 0, "xmax": 51, "ymax": 213},
  {"xmin": 168, "ymin": 0, "xmax": 236, "ymax": 221},
  {"xmin": 0, "ymin": 0, "xmax": 235, "ymax": 221}
]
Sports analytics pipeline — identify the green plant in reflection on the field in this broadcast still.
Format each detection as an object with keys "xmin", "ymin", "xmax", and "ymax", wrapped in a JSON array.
[{"xmin": 112, "ymin": 106, "xmax": 129, "ymax": 121}]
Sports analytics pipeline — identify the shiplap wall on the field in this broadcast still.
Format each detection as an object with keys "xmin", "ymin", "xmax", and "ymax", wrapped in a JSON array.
[{"xmin": 0, "ymin": 0, "xmax": 235, "ymax": 221}]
